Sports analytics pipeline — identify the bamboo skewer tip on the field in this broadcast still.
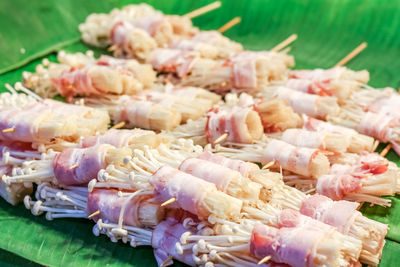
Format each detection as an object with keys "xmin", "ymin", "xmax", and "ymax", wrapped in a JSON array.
[
  {"xmin": 258, "ymin": 255, "xmax": 271, "ymax": 265},
  {"xmin": 88, "ymin": 210, "xmax": 101, "ymax": 218},
  {"xmin": 270, "ymin": 34, "xmax": 298, "ymax": 52},
  {"xmin": 2, "ymin": 127, "xmax": 15, "ymax": 133},
  {"xmin": 335, "ymin": 42, "xmax": 367, "ymax": 67},
  {"xmin": 217, "ymin": 17, "xmax": 242, "ymax": 33},
  {"xmin": 183, "ymin": 1, "xmax": 222, "ymax": 20},
  {"xmin": 161, "ymin": 197, "xmax": 176, "ymax": 207}
]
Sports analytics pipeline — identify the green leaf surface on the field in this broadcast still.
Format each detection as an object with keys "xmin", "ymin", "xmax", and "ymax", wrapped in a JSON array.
[{"xmin": 1, "ymin": 0, "xmax": 400, "ymax": 266}]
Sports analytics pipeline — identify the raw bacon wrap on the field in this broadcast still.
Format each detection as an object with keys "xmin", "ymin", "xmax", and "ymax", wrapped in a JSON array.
[
  {"xmin": 278, "ymin": 209, "xmax": 337, "ymax": 232},
  {"xmin": 149, "ymin": 166, "xmax": 217, "ymax": 218},
  {"xmin": 286, "ymin": 79, "xmax": 333, "ymax": 96},
  {"xmin": 280, "ymin": 128, "xmax": 340, "ymax": 151},
  {"xmin": 206, "ymin": 106, "xmax": 263, "ymax": 144},
  {"xmin": 179, "ymin": 157, "xmax": 236, "ymax": 192},
  {"xmin": 290, "ymin": 67, "xmax": 346, "ymax": 81},
  {"xmin": 250, "ymin": 223, "xmax": 327, "ymax": 267},
  {"xmin": 229, "ymin": 53, "xmax": 258, "ymax": 89},
  {"xmin": 150, "ymin": 48, "xmax": 199, "ymax": 78},
  {"xmin": 52, "ymin": 66, "xmax": 105, "ymax": 97},
  {"xmin": 316, "ymin": 174, "xmax": 363, "ymax": 200},
  {"xmin": 87, "ymin": 189, "xmax": 151, "ymax": 227},
  {"xmin": 151, "ymin": 217, "xmax": 196, "ymax": 266},
  {"xmin": 303, "ymin": 115, "xmax": 356, "ymax": 136},
  {"xmin": 261, "ymin": 139, "xmax": 323, "ymax": 177},
  {"xmin": 196, "ymin": 151, "xmax": 259, "ymax": 178},
  {"xmin": 358, "ymin": 112, "xmax": 400, "ymax": 154},
  {"xmin": 0, "ymin": 103, "xmax": 50, "ymax": 142},
  {"xmin": 110, "ymin": 21, "xmax": 133, "ymax": 50},
  {"xmin": 113, "ymin": 99, "xmax": 154, "ymax": 129},
  {"xmin": 53, "ymin": 144, "xmax": 112, "ymax": 186},
  {"xmin": 300, "ymin": 194, "xmax": 360, "ymax": 234},
  {"xmin": 82, "ymin": 129, "xmax": 154, "ymax": 148},
  {"xmin": 274, "ymin": 87, "xmax": 318, "ymax": 117}
]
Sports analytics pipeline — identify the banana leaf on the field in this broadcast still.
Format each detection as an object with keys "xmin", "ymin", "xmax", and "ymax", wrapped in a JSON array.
[{"xmin": 0, "ymin": 0, "xmax": 400, "ymax": 266}]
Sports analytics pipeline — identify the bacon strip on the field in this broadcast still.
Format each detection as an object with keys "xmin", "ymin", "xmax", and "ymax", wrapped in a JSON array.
[
  {"xmin": 206, "ymin": 106, "xmax": 263, "ymax": 144},
  {"xmin": 316, "ymin": 174, "xmax": 363, "ymax": 200},
  {"xmin": 150, "ymin": 48, "xmax": 199, "ymax": 78},
  {"xmin": 81, "ymin": 129, "xmax": 158, "ymax": 148},
  {"xmin": 53, "ymin": 144, "xmax": 113, "ymax": 186},
  {"xmin": 196, "ymin": 151, "xmax": 259, "ymax": 178},
  {"xmin": 250, "ymin": 223, "xmax": 328, "ymax": 267},
  {"xmin": 151, "ymin": 217, "xmax": 196, "ymax": 266},
  {"xmin": 300, "ymin": 194, "xmax": 359, "ymax": 234},
  {"xmin": 87, "ymin": 188, "xmax": 154, "ymax": 227},
  {"xmin": 286, "ymin": 79, "xmax": 333, "ymax": 96},
  {"xmin": 261, "ymin": 139, "xmax": 327, "ymax": 177}
]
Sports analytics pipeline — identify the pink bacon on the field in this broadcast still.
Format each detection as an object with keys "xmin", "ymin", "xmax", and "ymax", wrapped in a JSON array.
[
  {"xmin": 53, "ymin": 144, "xmax": 112, "ymax": 186},
  {"xmin": 206, "ymin": 106, "xmax": 263, "ymax": 144},
  {"xmin": 285, "ymin": 79, "xmax": 333, "ymax": 96},
  {"xmin": 196, "ymin": 151, "xmax": 259, "ymax": 178},
  {"xmin": 261, "ymin": 139, "xmax": 325, "ymax": 177},
  {"xmin": 150, "ymin": 48, "xmax": 199, "ymax": 78},
  {"xmin": 290, "ymin": 67, "xmax": 346, "ymax": 81},
  {"xmin": 52, "ymin": 66, "xmax": 105, "ymax": 98},
  {"xmin": 250, "ymin": 223, "xmax": 327, "ymax": 267},
  {"xmin": 149, "ymin": 166, "xmax": 220, "ymax": 218},
  {"xmin": 87, "ymin": 188, "xmax": 152, "ymax": 228},
  {"xmin": 152, "ymin": 217, "xmax": 197, "ymax": 266},
  {"xmin": 81, "ymin": 129, "xmax": 152, "ymax": 148},
  {"xmin": 300, "ymin": 194, "xmax": 360, "ymax": 234}
]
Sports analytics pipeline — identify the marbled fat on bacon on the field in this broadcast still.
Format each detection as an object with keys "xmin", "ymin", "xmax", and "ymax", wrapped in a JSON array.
[
  {"xmin": 152, "ymin": 217, "xmax": 196, "ymax": 266},
  {"xmin": 196, "ymin": 151, "xmax": 259, "ymax": 178},
  {"xmin": 87, "ymin": 188, "xmax": 150, "ymax": 227},
  {"xmin": 262, "ymin": 139, "xmax": 319, "ymax": 177},
  {"xmin": 300, "ymin": 194, "xmax": 360, "ymax": 234},
  {"xmin": 358, "ymin": 112, "xmax": 399, "ymax": 142},
  {"xmin": 149, "ymin": 166, "xmax": 217, "ymax": 218},
  {"xmin": 53, "ymin": 144, "xmax": 112, "ymax": 186},
  {"xmin": 250, "ymin": 223, "xmax": 329, "ymax": 267}
]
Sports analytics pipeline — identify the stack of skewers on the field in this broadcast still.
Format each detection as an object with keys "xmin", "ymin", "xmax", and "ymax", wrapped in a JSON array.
[{"xmin": 1, "ymin": 2, "xmax": 398, "ymax": 266}]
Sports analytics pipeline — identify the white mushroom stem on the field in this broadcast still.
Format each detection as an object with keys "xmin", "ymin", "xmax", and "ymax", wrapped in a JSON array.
[{"xmin": 3, "ymin": 168, "xmax": 54, "ymax": 185}]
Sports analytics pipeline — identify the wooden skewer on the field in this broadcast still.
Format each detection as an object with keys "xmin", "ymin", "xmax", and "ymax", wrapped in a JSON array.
[
  {"xmin": 258, "ymin": 255, "xmax": 271, "ymax": 265},
  {"xmin": 108, "ymin": 45, "xmax": 117, "ymax": 52},
  {"xmin": 335, "ymin": 42, "xmax": 367, "ymax": 67},
  {"xmin": 270, "ymin": 34, "xmax": 298, "ymax": 52},
  {"xmin": 213, "ymin": 132, "xmax": 229, "ymax": 145},
  {"xmin": 160, "ymin": 255, "xmax": 174, "ymax": 267},
  {"xmin": 356, "ymin": 202, "xmax": 364, "ymax": 211},
  {"xmin": 111, "ymin": 121, "xmax": 126, "ymax": 129},
  {"xmin": 380, "ymin": 143, "xmax": 392, "ymax": 157},
  {"xmin": 70, "ymin": 164, "xmax": 79, "ymax": 170},
  {"xmin": 262, "ymin": 160, "xmax": 275, "ymax": 170},
  {"xmin": 161, "ymin": 197, "xmax": 176, "ymax": 207},
  {"xmin": 183, "ymin": 1, "xmax": 222, "ymax": 20},
  {"xmin": 218, "ymin": 17, "xmax": 241, "ymax": 33},
  {"xmin": 88, "ymin": 210, "xmax": 101, "ymax": 218},
  {"xmin": 372, "ymin": 139, "xmax": 380, "ymax": 152},
  {"xmin": 2, "ymin": 127, "xmax": 15, "ymax": 133}
]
